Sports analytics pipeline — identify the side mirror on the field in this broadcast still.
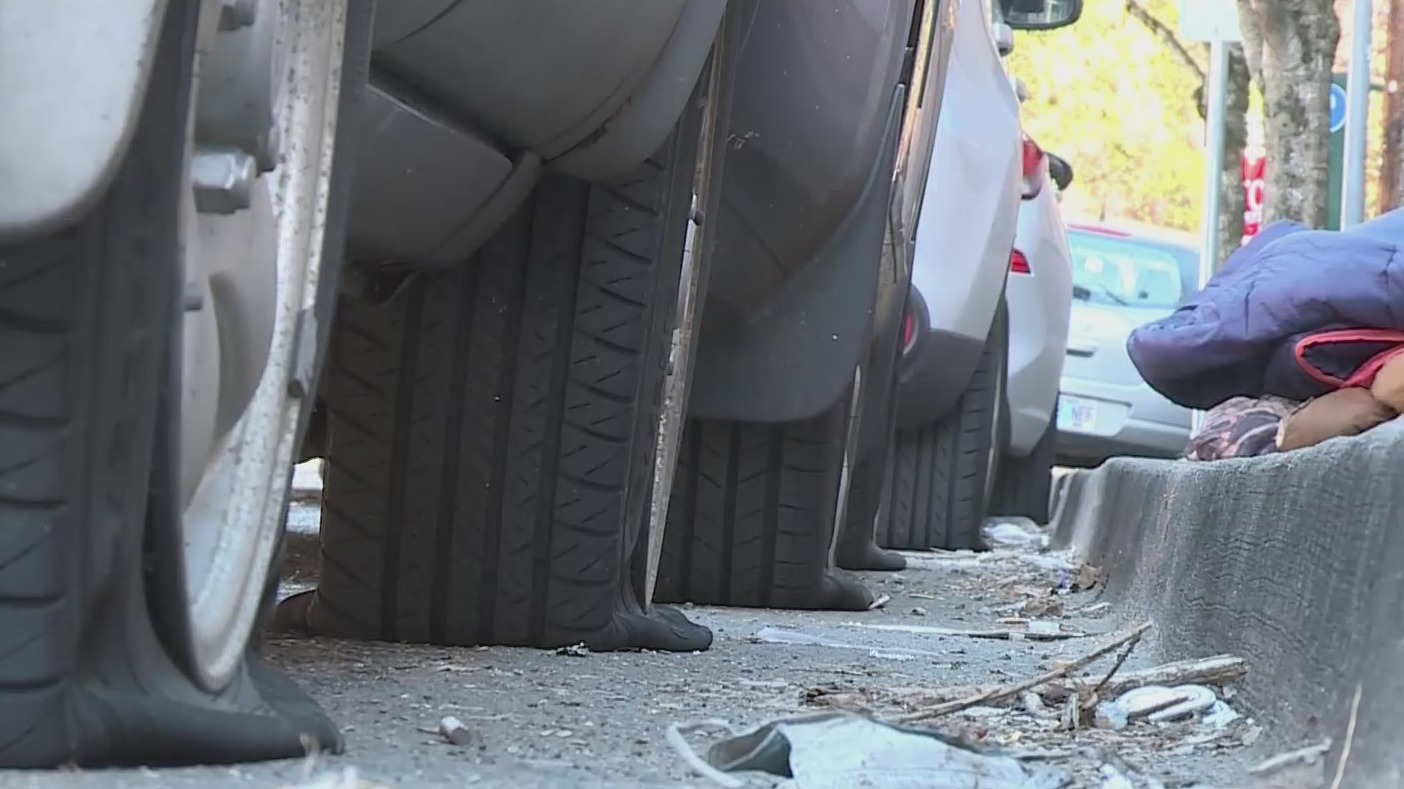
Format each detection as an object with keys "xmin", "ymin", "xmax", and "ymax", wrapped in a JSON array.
[
  {"xmin": 1013, "ymin": 77, "xmax": 1029, "ymax": 102},
  {"xmin": 1000, "ymin": 0, "xmax": 1083, "ymax": 30},
  {"xmin": 1047, "ymin": 153, "xmax": 1074, "ymax": 191},
  {"xmin": 994, "ymin": 22, "xmax": 1015, "ymax": 55},
  {"xmin": 1073, "ymin": 284, "xmax": 1092, "ymax": 301}
]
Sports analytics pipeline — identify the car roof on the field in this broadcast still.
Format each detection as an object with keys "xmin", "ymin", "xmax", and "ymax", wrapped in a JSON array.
[{"xmin": 1064, "ymin": 219, "xmax": 1199, "ymax": 252}]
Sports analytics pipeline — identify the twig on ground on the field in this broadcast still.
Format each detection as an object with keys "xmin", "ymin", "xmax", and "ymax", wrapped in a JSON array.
[
  {"xmin": 1328, "ymin": 683, "xmax": 1363, "ymax": 789},
  {"xmin": 879, "ymin": 653, "xmax": 1246, "ymax": 711},
  {"xmin": 898, "ymin": 622, "xmax": 1152, "ymax": 723},
  {"xmin": 1248, "ymin": 740, "xmax": 1332, "ymax": 776},
  {"xmin": 1084, "ymin": 625, "xmax": 1147, "ymax": 703},
  {"xmin": 1043, "ymin": 654, "xmax": 1247, "ymax": 703}
]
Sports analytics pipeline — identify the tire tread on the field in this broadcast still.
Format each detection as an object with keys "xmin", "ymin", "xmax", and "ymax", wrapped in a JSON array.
[{"xmin": 314, "ymin": 149, "xmax": 694, "ymax": 648}]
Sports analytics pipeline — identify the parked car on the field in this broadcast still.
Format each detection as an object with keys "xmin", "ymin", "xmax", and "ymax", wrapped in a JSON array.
[
  {"xmin": 0, "ymin": 0, "xmax": 975, "ymax": 768},
  {"xmin": 991, "ymin": 133, "xmax": 1074, "ymax": 524},
  {"xmin": 876, "ymin": 0, "xmax": 1079, "ymax": 553},
  {"xmin": 1056, "ymin": 221, "xmax": 1201, "ymax": 465}
]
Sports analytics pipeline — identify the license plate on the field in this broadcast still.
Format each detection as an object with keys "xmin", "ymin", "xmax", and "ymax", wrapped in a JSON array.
[{"xmin": 1057, "ymin": 396, "xmax": 1098, "ymax": 432}]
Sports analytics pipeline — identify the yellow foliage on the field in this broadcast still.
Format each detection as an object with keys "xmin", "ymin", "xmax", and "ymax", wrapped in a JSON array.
[{"xmin": 1006, "ymin": 0, "xmax": 1207, "ymax": 230}]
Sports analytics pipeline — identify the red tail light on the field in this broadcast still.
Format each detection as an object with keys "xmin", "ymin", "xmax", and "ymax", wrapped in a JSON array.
[
  {"xmin": 1010, "ymin": 249, "xmax": 1031, "ymax": 275},
  {"xmin": 901, "ymin": 311, "xmax": 917, "ymax": 352},
  {"xmin": 1021, "ymin": 135, "xmax": 1046, "ymax": 199}
]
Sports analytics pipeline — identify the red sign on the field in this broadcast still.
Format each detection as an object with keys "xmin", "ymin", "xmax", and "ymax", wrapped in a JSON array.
[{"xmin": 1242, "ymin": 151, "xmax": 1266, "ymax": 245}]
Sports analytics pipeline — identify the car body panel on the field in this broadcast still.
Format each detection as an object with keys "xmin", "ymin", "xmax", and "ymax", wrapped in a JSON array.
[
  {"xmin": 342, "ymin": 0, "xmax": 959, "ymax": 424},
  {"xmin": 1055, "ymin": 224, "xmax": 1199, "ymax": 464},
  {"xmin": 689, "ymin": 0, "xmax": 961, "ymax": 423},
  {"xmin": 895, "ymin": 0, "xmax": 1021, "ymax": 430},
  {"xmin": 0, "ymin": 0, "xmax": 170, "ymax": 240},
  {"xmin": 372, "ymin": 0, "xmax": 692, "ymax": 161},
  {"xmin": 347, "ymin": 0, "xmax": 725, "ymax": 266},
  {"xmin": 1004, "ymin": 174, "xmax": 1072, "ymax": 456}
]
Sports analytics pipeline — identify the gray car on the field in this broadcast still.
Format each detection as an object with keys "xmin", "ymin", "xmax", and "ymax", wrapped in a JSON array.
[{"xmin": 1055, "ymin": 221, "xmax": 1200, "ymax": 465}]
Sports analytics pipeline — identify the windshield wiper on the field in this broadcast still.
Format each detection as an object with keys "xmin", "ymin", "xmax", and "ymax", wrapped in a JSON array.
[{"xmin": 1080, "ymin": 281, "xmax": 1130, "ymax": 306}]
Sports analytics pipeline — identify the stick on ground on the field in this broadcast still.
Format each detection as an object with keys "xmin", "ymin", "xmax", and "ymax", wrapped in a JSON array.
[
  {"xmin": 1084, "ymin": 625, "xmax": 1147, "ymax": 703},
  {"xmin": 899, "ymin": 622, "xmax": 1152, "ymax": 723},
  {"xmin": 1041, "ymin": 654, "xmax": 1248, "ymax": 703}
]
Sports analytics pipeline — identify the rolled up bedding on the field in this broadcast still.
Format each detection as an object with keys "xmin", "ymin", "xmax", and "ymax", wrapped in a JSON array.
[{"xmin": 1127, "ymin": 208, "xmax": 1404, "ymax": 409}]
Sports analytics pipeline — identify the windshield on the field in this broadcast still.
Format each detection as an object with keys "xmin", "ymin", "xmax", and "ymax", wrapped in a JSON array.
[{"xmin": 1067, "ymin": 230, "xmax": 1197, "ymax": 310}]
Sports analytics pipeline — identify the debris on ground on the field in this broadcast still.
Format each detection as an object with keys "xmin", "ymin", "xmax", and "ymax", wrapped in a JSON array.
[
  {"xmin": 259, "ymin": 505, "xmax": 1262, "ymax": 788},
  {"xmin": 435, "ymin": 715, "xmax": 484, "ymax": 749},
  {"xmin": 985, "ymin": 518, "xmax": 1051, "ymax": 550},
  {"xmin": 280, "ymin": 768, "xmax": 390, "ymax": 789},
  {"xmin": 846, "ymin": 621, "xmax": 1087, "ymax": 641},
  {"xmin": 668, "ymin": 711, "xmax": 1071, "ymax": 788},
  {"xmin": 797, "ymin": 614, "xmax": 1255, "ymax": 788},
  {"xmin": 1242, "ymin": 740, "xmax": 1336, "ymax": 788}
]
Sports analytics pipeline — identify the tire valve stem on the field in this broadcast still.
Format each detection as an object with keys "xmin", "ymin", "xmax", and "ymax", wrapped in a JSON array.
[{"xmin": 184, "ymin": 281, "xmax": 205, "ymax": 311}]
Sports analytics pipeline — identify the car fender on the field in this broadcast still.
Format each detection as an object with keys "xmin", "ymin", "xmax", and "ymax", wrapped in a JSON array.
[
  {"xmin": 0, "ymin": 0, "xmax": 170, "ymax": 241},
  {"xmin": 689, "ymin": 0, "xmax": 945, "ymax": 424},
  {"xmin": 910, "ymin": 0, "xmax": 1021, "ymax": 353},
  {"xmin": 688, "ymin": 87, "xmax": 906, "ymax": 424},
  {"xmin": 895, "ymin": 0, "xmax": 1021, "ymax": 428},
  {"xmin": 1005, "ymin": 184, "xmax": 1073, "ymax": 455}
]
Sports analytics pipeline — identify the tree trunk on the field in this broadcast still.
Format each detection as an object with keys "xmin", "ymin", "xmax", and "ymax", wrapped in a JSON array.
[
  {"xmin": 1237, "ymin": 0, "xmax": 1341, "ymax": 227},
  {"xmin": 1379, "ymin": 0, "xmax": 1404, "ymax": 214},
  {"xmin": 1217, "ymin": 45, "xmax": 1251, "ymax": 264}
]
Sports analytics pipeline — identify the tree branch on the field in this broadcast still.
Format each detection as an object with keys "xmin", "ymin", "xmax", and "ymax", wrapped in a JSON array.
[{"xmin": 1124, "ymin": 0, "xmax": 1207, "ymax": 82}]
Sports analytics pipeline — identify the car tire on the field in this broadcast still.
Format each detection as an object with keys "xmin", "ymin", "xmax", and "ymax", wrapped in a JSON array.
[
  {"xmin": 878, "ymin": 302, "xmax": 1008, "ymax": 551},
  {"xmin": 992, "ymin": 405, "xmax": 1057, "ymax": 523},
  {"xmin": 278, "ymin": 93, "xmax": 714, "ymax": 652},
  {"xmin": 0, "ymin": 0, "xmax": 369, "ymax": 767},
  {"xmin": 655, "ymin": 385, "xmax": 875, "ymax": 611}
]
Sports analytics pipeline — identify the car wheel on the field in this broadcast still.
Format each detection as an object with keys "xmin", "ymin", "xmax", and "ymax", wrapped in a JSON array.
[
  {"xmin": 878, "ymin": 302, "xmax": 1008, "ymax": 551},
  {"xmin": 992, "ymin": 402, "xmax": 1057, "ymax": 523},
  {"xmin": 0, "ymin": 0, "xmax": 371, "ymax": 766},
  {"xmin": 276, "ymin": 52, "xmax": 727, "ymax": 653},
  {"xmin": 655, "ymin": 373, "xmax": 875, "ymax": 611}
]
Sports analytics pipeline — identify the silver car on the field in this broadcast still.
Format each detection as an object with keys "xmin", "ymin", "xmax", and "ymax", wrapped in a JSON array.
[{"xmin": 1055, "ymin": 221, "xmax": 1199, "ymax": 465}]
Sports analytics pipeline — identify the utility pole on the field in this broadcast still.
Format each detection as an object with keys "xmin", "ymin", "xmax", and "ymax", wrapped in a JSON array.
[
  {"xmin": 1341, "ymin": 0, "xmax": 1373, "ymax": 228},
  {"xmin": 1380, "ymin": 0, "xmax": 1404, "ymax": 214},
  {"xmin": 1180, "ymin": 0, "xmax": 1239, "ymax": 434}
]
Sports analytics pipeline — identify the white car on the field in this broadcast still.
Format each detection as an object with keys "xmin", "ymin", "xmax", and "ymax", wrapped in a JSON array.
[
  {"xmin": 879, "ymin": 0, "xmax": 1079, "ymax": 552},
  {"xmin": 993, "ymin": 132, "xmax": 1073, "ymax": 523}
]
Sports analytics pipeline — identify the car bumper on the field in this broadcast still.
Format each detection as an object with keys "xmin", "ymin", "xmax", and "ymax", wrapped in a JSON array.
[
  {"xmin": 1053, "ymin": 376, "xmax": 1191, "ymax": 464},
  {"xmin": 895, "ymin": 320, "xmax": 985, "ymax": 429},
  {"xmin": 1004, "ymin": 187, "xmax": 1072, "ymax": 457}
]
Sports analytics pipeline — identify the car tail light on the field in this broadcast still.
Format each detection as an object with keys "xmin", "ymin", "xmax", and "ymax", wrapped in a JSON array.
[
  {"xmin": 1010, "ymin": 249, "xmax": 1031, "ymax": 275},
  {"xmin": 901, "ymin": 310, "xmax": 917, "ymax": 352},
  {"xmin": 1021, "ymin": 135, "xmax": 1046, "ymax": 199}
]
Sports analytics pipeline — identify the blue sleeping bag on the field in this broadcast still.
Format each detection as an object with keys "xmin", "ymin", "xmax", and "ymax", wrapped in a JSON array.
[{"xmin": 1128, "ymin": 208, "xmax": 1404, "ymax": 410}]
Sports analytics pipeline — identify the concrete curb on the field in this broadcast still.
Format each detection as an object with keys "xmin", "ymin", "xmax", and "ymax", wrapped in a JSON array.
[
  {"xmin": 291, "ymin": 460, "xmax": 324, "ymax": 501},
  {"xmin": 1050, "ymin": 421, "xmax": 1404, "ymax": 787}
]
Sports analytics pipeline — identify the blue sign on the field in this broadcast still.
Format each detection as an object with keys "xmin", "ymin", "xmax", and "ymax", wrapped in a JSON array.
[{"xmin": 1329, "ymin": 83, "xmax": 1347, "ymax": 134}]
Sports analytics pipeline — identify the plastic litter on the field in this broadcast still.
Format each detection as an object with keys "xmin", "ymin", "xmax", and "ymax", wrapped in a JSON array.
[
  {"xmin": 1108, "ymin": 685, "xmax": 1220, "ymax": 723},
  {"xmin": 752, "ymin": 627, "xmax": 947, "ymax": 660},
  {"xmin": 666, "ymin": 711, "xmax": 1072, "ymax": 789},
  {"xmin": 983, "ymin": 518, "xmax": 1051, "ymax": 550}
]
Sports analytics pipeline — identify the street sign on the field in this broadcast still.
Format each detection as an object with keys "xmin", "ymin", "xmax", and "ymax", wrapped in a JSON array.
[
  {"xmin": 1329, "ymin": 82, "xmax": 1348, "ymax": 134},
  {"xmin": 1179, "ymin": 0, "xmax": 1243, "ymax": 42},
  {"xmin": 1242, "ymin": 151, "xmax": 1266, "ymax": 243}
]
